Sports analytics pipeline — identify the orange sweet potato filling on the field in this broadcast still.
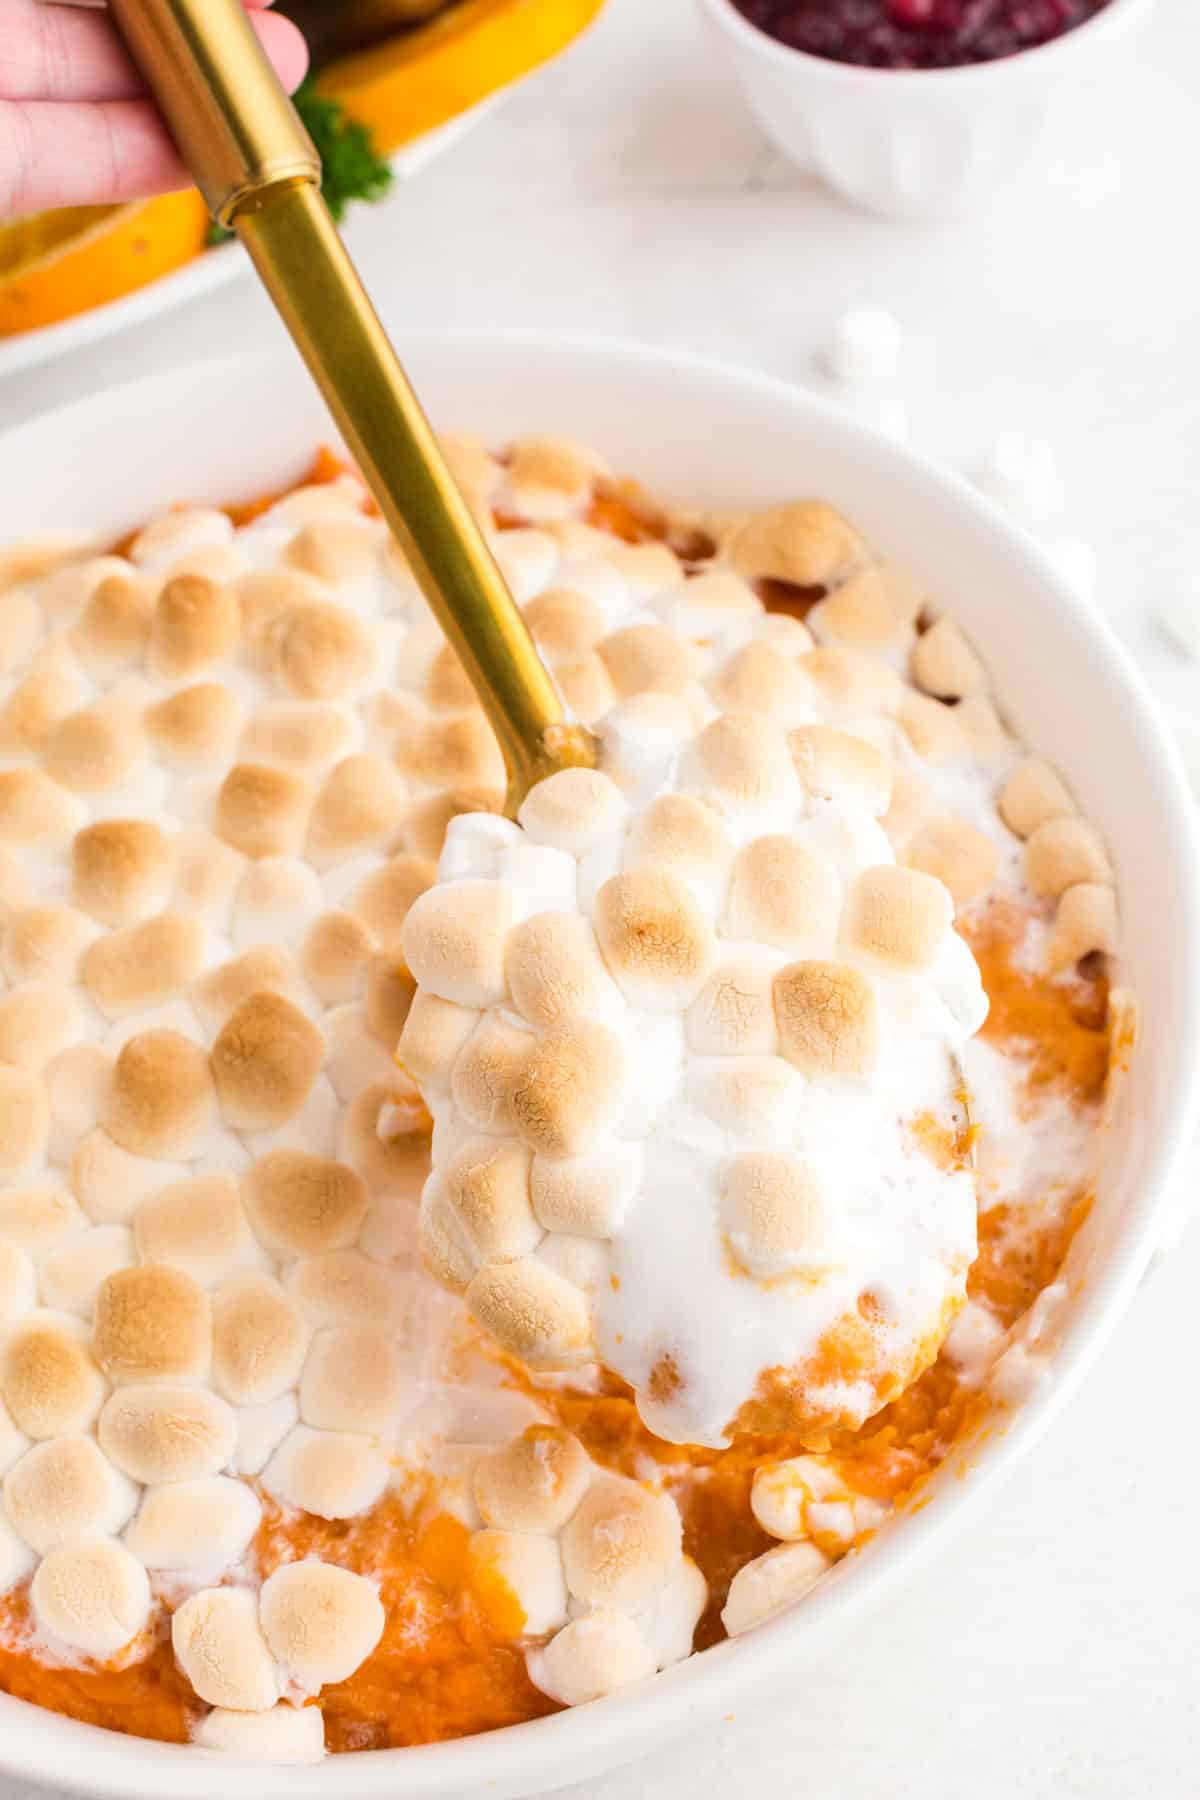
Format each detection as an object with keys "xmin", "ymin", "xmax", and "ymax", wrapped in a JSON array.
[{"xmin": 13, "ymin": 459, "xmax": 1111, "ymax": 1750}]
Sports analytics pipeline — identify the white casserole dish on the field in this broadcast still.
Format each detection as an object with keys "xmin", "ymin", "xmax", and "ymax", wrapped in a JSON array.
[{"xmin": 0, "ymin": 334, "xmax": 1195, "ymax": 1799}]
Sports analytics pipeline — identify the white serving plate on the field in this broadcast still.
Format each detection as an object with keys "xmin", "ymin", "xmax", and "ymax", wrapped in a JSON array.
[
  {"xmin": 0, "ymin": 335, "xmax": 1196, "ymax": 1800},
  {"xmin": 0, "ymin": 102, "xmax": 497, "ymax": 382}
]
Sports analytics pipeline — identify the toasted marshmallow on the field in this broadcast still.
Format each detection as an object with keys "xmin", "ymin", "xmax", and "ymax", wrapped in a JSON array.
[
  {"xmin": 1046, "ymin": 883, "xmax": 1119, "ymax": 973},
  {"xmin": 38, "ymin": 1225, "xmax": 132, "ymax": 1319},
  {"xmin": 895, "ymin": 691, "xmax": 963, "ymax": 763},
  {"xmin": 193, "ymin": 1702, "xmax": 324, "ymax": 1764},
  {"xmin": 522, "ymin": 588, "xmax": 607, "ymax": 661},
  {"xmin": 0, "ymin": 769, "xmax": 84, "ymax": 847},
  {"xmin": 125, "ymin": 1475, "xmax": 261, "ymax": 1575},
  {"xmin": 3, "ymin": 905, "xmax": 95, "ymax": 985},
  {"xmin": 678, "ymin": 713, "xmax": 799, "ymax": 831},
  {"xmin": 145, "ymin": 683, "xmax": 242, "ymax": 769},
  {"xmin": 191, "ymin": 948, "xmax": 308, "ymax": 1038},
  {"xmin": 92, "ymin": 1264, "xmax": 211, "ymax": 1386},
  {"xmin": 5, "ymin": 1434, "xmax": 136, "ymax": 1554},
  {"xmin": 685, "ymin": 1055, "xmax": 804, "ymax": 1147},
  {"xmin": 721, "ymin": 1540, "xmax": 831, "ymax": 1636},
  {"xmin": 172, "ymin": 1586, "xmax": 281, "ymax": 1712},
  {"xmin": 2, "ymin": 1312, "xmax": 105, "ymax": 1438},
  {"xmin": 259, "ymin": 1560, "xmax": 385, "ymax": 1691},
  {"xmin": 469, "ymin": 1529, "xmax": 568, "ymax": 1639},
  {"xmin": 103, "ymin": 1028, "xmax": 216, "ymax": 1159},
  {"xmin": 70, "ymin": 571, "xmax": 152, "ymax": 673},
  {"xmin": 43, "ymin": 701, "xmax": 145, "ymax": 796},
  {"xmin": 284, "ymin": 519, "xmax": 376, "ymax": 587},
  {"xmin": 729, "ymin": 502, "xmax": 866, "ymax": 588},
  {"xmin": 99, "ymin": 1385, "xmax": 236, "ymax": 1484},
  {"xmin": 725, "ymin": 837, "xmax": 840, "ymax": 957},
  {"xmin": 274, "ymin": 601, "xmax": 374, "ymax": 701},
  {"xmin": 474, "ymin": 1426, "xmax": 591, "ymax": 1536},
  {"xmin": 720, "ymin": 1152, "xmax": 838, "ymax": 1280},
  {"xmin": 529, "ymin": 1146, "xmax": 639, "ymax": 1238},
  {"xmin": 451, "ymin": 1014, "xmax": 534, "ymax": 1134},
  {"xmin": 437, "ymin": 1137, "xmax": 541, "ymax": 1265},
  {"xmin": 305, "ymin": 756, "xmax": 407, "ymax": 870},
  {"xmin": 70, "ymin": 1128, "xmax": 182, "ymax": 1225},
  {"xmin": 789, "ymin": 726, "xmax": 892, "ymax": 818},
  {"xmin": 299, "ymin": 1325, "xmax": 405, "ymax": 1436},
  {"xmin": 594, "ymin": 870, "xmax": 717, "ymax": 1012},
  {"xmin": 560, "ymin": 1479, "xmax": 681, "ymax": 1611},
  {"xmin": 231, "ymin": 1394, "xmax": 298, "ymax": 1478},
  {"xmin": 0, "ymin": 1242, "xmax": 35, "ymax": 1327},
  {"xmin": 527, "ymin": 1610, "xmax": 656, "ymax": 1706},
  {"xmin": 211, "ymin": 1274, "xmax": 308, "ymax": 1406},
  {"xmin": 905, "ymin": 817, "xmax": 1000, "ymax": 908},
  {"xmin": 262, "ymin": 1424, "xmax": 388, "ymax": 1520},
  {"xmin": 134, "ymin": 1174, "xmax": 260, "ymax": 1287},
  {"xmin": 401, "ymin": 879, "xmax": 515, "ymax": 1009},
  {"xmin": 216, "ymin": 763, "xmax": 312, "ymax": 862},
  {"xmin": 82, "ymin": 914, "xmax": 206, "ymax": 1019},
  {"xmin": 597, "ymin": 623, "xmax": 698, "ymax": 700},
  {"xmin": 337, "ymin": 1083, "xmax": 429, "ymax": 1200},
  {"xmin": 239, "ymin": 699, "xmax": 358, "ymax": 773},
  {"xmin": 1024, "ymin": 816, "xmax": 1112, "ymax": 898},
  {"xmin": 911, "ymin": 618, "xmax": 985, "ymax": 700},
  {"xmin": 32, "ymin": 1539, "xmax": 151, "ymax": 1660},
  {"xmin": 350, "ymin": 858, "xmax": 436, "ymax": 955},
  {"xmin": 808, "ymin": 565, "xmax": 915, "ymax": 650},
  {"xmin": 773, "ymin": 960, "xmax": 880, "ymax": 1080},
  {"xmin": 710, "ymin": 642, "xmax": 812, "ymax": 721},
  {"xmin": 397, "ymin": 991, "xmax": 480, "ymax": 1092},
  {"xmin": 843, "ymin": 865, "xmax": 952, "ymax": 973},
  {"xmin": 505, "ymin": 912, "xmax": 620, "ymax": 1029},
  {"xmin": 364, "ymin": 955, "xmax": 415, "ymax": 1045},
  {"xmin": 210, "ymin": 993, "xmax": 324, "ymax": 1132},
  {"xmin": 510, "ymin": 1016, "xmax": 627, "ymax": 1159},
  {"xmin": 242, "ymin": 1151, "xmax": 366, "ymax": 1259},
  {"xmin": 623, "ymin": 793, "xmax": 735, "ymax": 918},
  {"xmin": 467, "ymin": 1258, "xmax": 592, "ymax": 1370},
  {"xmin": 172, "ymin": 831, "xmax": 244, "ymax": 929},
  {"xmin": 999, "ymin": 758, "xmax": 1076, "ymax": 840},
  {"xmin": 392, "ymin": 710, "xmax": 505, "ymax": 795},
  {"xmin": 686, "ymin": 946, "xmax": 780, "ymax": 1056},
  {"xmin": 231, "ymin": 857, "xmax": 322, "ymax": 952},
  {"xmin": 71, "ymin": 821, "xmax": 174, "ymax": 928},
  {"xmin": 300, "ymin": 913, "xmax": 374, "ymax": 1006},
  {"xmin": 517, "ymin": 770, "xmax": 628, "ymax": 861},
  {"xmin": 0, "ymin": 1184, "xmax": 83, "ymax": 1255},
  {"xmin": 0, "ymin": 982, "xmax": 82, "ymax": 1072},
  {"xmin": 284, "ymin": 1250, "xmax": 410, "ymax": 1331}
]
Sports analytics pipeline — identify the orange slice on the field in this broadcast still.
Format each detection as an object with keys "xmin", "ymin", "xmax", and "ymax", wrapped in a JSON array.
[
  {"xmin": 318, "ymin": 0, "xmax": 607, "ymax": 154},
  {"xmin": 0, "ymin": 189, "xmax": 210, "ymax": 339}
]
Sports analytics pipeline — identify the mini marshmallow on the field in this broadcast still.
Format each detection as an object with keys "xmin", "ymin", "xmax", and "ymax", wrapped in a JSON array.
[
  {"xmin": 678, "ymin": 713, "xmax": 800, "ymax": 832},
  {"xmin": 284, "ymin": 519, "xmax": 377, "ymax": 588},
  {"xmin": 321, "ymin": 1005, "xmax": 398, "ymax": 1101},
  {"xmin": 808, "ymin": 565, "xmax": 917, "ymax": 651},
  {"xmin": 685, "ymin": 946, "xmax": 780, "ymax": 1057},
  {"xmin": 510, "ymin": 1016, "xmax": 627, "ymax": 1159},
  {"xmin": 134, "ymin": 1173, "xmax": 260, "ymax": 1288},
  {"xmin": 2, "ymin": 1312, "xmax": 105, "ymax": 1438},
  {"xmin": 210, "ymin": 993, "xmax": 324, "ymax": 1132},
  {"xmin": 729, "ymin": 501, "xmax": 866, "ymax": 589},
  {"xmin": 211, "ymin": 1274, "xmax": 308, "ymax": 1406},
  {"xmin": 191, "ymin": 947, "xmax": 308, "ymax": 1037},
  {"xmin": 529, "ymin": 1145, "xmax": 639, "ymax": 1238},
  {"xmin": 262, "ymin": 1424, "xmax": 388, "ymax": 1520},
  {"xmin": 999, "ymin": 759, "xmax": 1077, "ymax": 840},
  {"xmin": 401, "ymin": 879, "xmax": 516, "ymax": 1008},
  {"xmin": 1046, "ymin": 883, "xmax": 1119, "ymax": 973},
  {"xmin": 489, "ymin": 530, "xmax": 558, "ymax": 602},
  {"xmin": 789, "ymin": 725, "xmax": 892, "ymax": 817},
  {"xmin": 709, "ymin": 641, "xmax": 812, "ymax": 721},
  {"xmin": 474, "ymin": 1426, "xmax": 591, "ymax": 1536},
  {"xmin": 337, "ymin": 1082, "xmax": 430, "ymax": 1200},
  {"xmin": 522, "ymin": 588, "xmax": 608, "ymax": 660},
  {"xmin": 172, "ymin": 1586, "xmax": 281, "ymax": 1713},
  {"xmin": 725, "ymin": 837, "xmax": 840, "ymax": 957},
  {"xmin": 364, "ymin": 955, "xmax": 415, "ymax": 1045},
  {"xmin": 905, "ymin": 817, "xmax": 1000, "ymax": 908},
  {"xmin": 0, "ymin": 1063, "xmax": 48, "ymax": 1175},
  {"xmin": 0, "ymin": 981, "xmax": 82, "ymax": 1072},
  {"xmin": 70, "ymin": 1129, "xmax": 183, "ymax": 1225},
  {"xmin": 437, "ymin": 813, "xmax": 523, "ymax": 883},
  {"xmin": 131, "ymin": 508, "xmax": 233, "ymax": 572},
  {"xmin": 773, "ymin": 960, "xmax": 880, "ymax": 1079},
  {"xmin": 505, "ymin": 437, "xmax": 603, "ymax": 522},
  {"xmin": 593, "ymin": 869, "xmax": 717, "ymax": 1012},
  {"xmin": 0, "ymin": 769, "xmax": 84, "ymax": 847},
  {"xmin": 0, "ymin": 1243, "xmax": 36, "ymax": 1326},
  {"xmin": 451, "ymin": 1014, "xmax": 534, "ymax": 1134},
  {"xmin": 623, "ymin": 792, "xmax": 736, "ymax": 918},
  {"xmin": 910, "ymin": 618, "xmax": 986, "ymax": 702},
  {"xmin": 895, "ymin": 691, "xmax": 964, "ymax": 763},
  {"xmin": 43, "ymin": 701, "xmax": 146, "ymax": 796},
  {"xmin": 242, "ymin": 1151, "xmax": 367, "ymax": 1259},
  {"xmin": 0, "ymin": 1185, "xmax": 83, "ymax": 1255},
  {"xmin": 299, "ymin": 1325, "xmax": 405, "ymax": 1436},
  {"xmin": 721, "ymin": 1540, "xmax": 831, "ymax": 1636},
  {"xmin": 3, "ymin": 905, "xmax": 96, "ymax": 985},
  {"xmin": 560, "ymin": 1479, "xmax": 681, "ymax": 1612},
  {"xmin": 92, "ymin": 1264, "xmax": 211, "ymax": 1386},
  {"xmin": 720, "ymin": 1152, "xmax": 838, "ymax": 1280},
  {"xmin": 99, "ymin": 1385, "xmax": 236, "ymax": 1484},
  {"xmin": 685, "ymin": 1056, "xmax": 804, "ymax": 1148},
  {"xmin": 469, "ymin": 1529, "xmax": 568, "ymax": 1638},
  {"xmin": 38, "ymin": 1225, "xmax": 132, "ymax": 1319},
  {"xmin": 600, "ymin": 694, "xmax": 695, "ymax": 806},
  {"xmin": 527, "ymin": 1609, "xmax": 656, "ymax": 1706},
  {"xmin": 193, "ymin": 1702, "xmax": 324, "ymax": 1764},
  {"xmin": 820, "ymin": 304, "xmax": 904, "ymax": 386},
  {"xmin": 71, "ymin": 820, "xmax": 174, "ymax": 928},
  {"xmin": 217, "ymin": 764, "xmax": 312, "ymax": 861},
  {"xmin": 598, "ymin": 623, "xmax": 699, "ymax": 700},
  {"xmin": 518, "ymin": 769, "xmax": 628, "ymax": 860},
  {"xmin": 0, "ymin": 646, "xmax": 85, "ymax": 754},
  {"xmin": 145, "ymin": 683, "xmax": 242, "ymax": 769},
  {"xmin": 231, "ymin": 1393, "xmax": 299, "ymax": 1478},
  {"xmin": 397, "ymin": 991, "xmax": 480, "ymax": 1092},
  {"xmin": 69, "ymin": 571, "xmax": 151, "ymax": 673},
  {"xmin": 82, "ymin": 914, "xmax": 206, "ymax": 1019},
  {"xmin": 974, "ymin": 431, "xmax": 1062, "ymax": 524},
  {"xmin": 239, "ymin": 699, "xmax": 359, "ymax": 772},
  {"xmin": 259, "ymin": 1560, "xmax": 385, "ymax": 1691},
  {"xmin": 505, "ymin": 911, "xmax": 620, "ymax": 1028},
  {"xmin": 305, "ymin": 755, "xmax": 407, "ymax": 870},
  {"xmin": 843, "ymin": 865, "xmax": 952, "ymax": 973},
  {"xmin": 301, "ymin": 912, "xmax": 374, "ymax": 1005},
  {"xmin": 392, "ymin": 710, "xmax": 505, "ymax": 795},
  {"xmin": 32, "ymin": 1539, "xmax": 150, "ymax": 1660},
  {"xmin": 437, "ymin": 1137, "xmax": 541, "ymax": 1265},
  {"xmin": 1024, "ymin": 816, "xmax": 1112, "ymax": 898},
  {"xmin": 5, "ymin": 1434, "xmax": 137, "ymax": 1554},
  {"xmin": 274, "ymin": 601, "xmax": 374, "ymax": 701},
  {"xmin": 103, "ymin": 1028, "xmax": 216, "ymax": 1159},
  {"xmin": 125, "ymin": 1475, "xmax": 261, "ymax": 1574},
  {"xmin": 467, "ymin": 1257, "xmax": 592, "ymax": 1370}
]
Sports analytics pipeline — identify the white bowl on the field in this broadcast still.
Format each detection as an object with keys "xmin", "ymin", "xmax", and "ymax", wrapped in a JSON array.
[
  {"xmin": 0, "ymin": 334, "xmax": 1196, "ymax": 1799},
  {"xmin": 699, "ymin": 0, "xmax": 1156, "ymax": 219}
]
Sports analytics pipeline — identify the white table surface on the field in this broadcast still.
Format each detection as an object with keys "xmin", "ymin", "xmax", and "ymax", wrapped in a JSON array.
[{"xmin": 2, "ymin": 1, "xmax": 1199, "ymax": 1795}]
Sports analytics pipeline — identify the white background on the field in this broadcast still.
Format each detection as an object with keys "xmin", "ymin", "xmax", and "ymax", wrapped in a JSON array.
[{"xmin": 2, "ymin": 1, "xmax": 1199, "ymax": 1794}]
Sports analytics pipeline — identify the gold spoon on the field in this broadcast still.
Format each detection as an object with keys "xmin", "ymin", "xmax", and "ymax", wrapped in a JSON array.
[{"xmin": 102, "ymin": 0, "xmax": 597, "ymax": 817}]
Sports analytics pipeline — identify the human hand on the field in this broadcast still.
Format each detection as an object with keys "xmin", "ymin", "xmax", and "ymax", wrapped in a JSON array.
[{"xmin": 0, "ymin": 0, "xmax": 308, "ymax": 220}]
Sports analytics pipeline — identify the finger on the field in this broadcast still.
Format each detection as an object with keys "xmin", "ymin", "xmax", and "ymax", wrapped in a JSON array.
[
  {"xmin": 0, "ymin": 98, "xmax": 188, "ymax": 216},
  {"xmin": 0, "ymin": 0, "xmax": 307, "ymax": 103}
]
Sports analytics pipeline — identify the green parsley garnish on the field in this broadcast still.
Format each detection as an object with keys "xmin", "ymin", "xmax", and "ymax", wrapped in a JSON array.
[{"xmin": 206, "ymin": 77, "xmax": 393, "ymax": 245}]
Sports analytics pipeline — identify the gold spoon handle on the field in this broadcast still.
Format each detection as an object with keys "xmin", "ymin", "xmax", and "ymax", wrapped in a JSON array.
[{"xmin": 107, "ymin": 0, "xmax": 597, "ymax": 813}]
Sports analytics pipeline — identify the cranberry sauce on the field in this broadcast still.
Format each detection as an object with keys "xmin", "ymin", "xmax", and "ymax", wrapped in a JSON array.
[{"xmin": 731, "ymin": 0, "xmax": 1113, "ymax": 70}]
